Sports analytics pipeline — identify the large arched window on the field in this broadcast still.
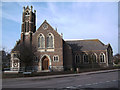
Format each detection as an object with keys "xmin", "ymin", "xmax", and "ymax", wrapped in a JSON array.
[
  {"xmin": 47, "ymin": 33, "xmax": 54, "ymax": 48},
  {"xmin": 38, "ymin": 34, "xmax": 45, "ymax": 48},
  {"xmin": 75, "ymin": 54, "xmax": 80, "ymax": 64},
  {"xmin": 83, "ymin": 53, "xmax": 89, "ymax": 63},
  {"xmin": 91, "ymin": 53, "xmax": 97, "ymax": 63},
  {"xmin": 100, "ymin": 53, "xmax": 105, "ymax": 63}
]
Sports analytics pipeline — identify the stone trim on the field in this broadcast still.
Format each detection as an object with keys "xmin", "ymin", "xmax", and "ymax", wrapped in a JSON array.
[
  {"xmin": 39, "ymin": 54, "xmax": 51, "ymax": 71},
  {"xmin": 75, "ymin": 54, "xmax": 81, "ymax": 64},
  {"xmin": 106, "ymin": 50, "xmax": 109, "ymax": 66},
  {"xmin": 47, "ymin": 32, "xmax": 54, "ymax": 48},
  {"xmin": 99, "ymin": 52, "xmax": 106, "ymax": 63},
  {"xmin": 46, "ymin": 49, "xmax": 54, "ymax": 52},
  {"xmin": 91, "ymin": 53, "xmax": 98, "ymax": 63},
  {"xmin": 83, "ymin": 53, "xmax": 89, "ymax": 63},
  {"xmin": 37, "ymin": 33, "xmax": 45, "ymax": 49},
  {"xmin": 53, "ymin": 55, "xmax": 59, "ymax": 62}
]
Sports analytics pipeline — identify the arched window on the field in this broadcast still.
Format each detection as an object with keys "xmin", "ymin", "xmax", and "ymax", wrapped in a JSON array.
[
  {"xmin": 100, "ymin": 53, "xmax": 105, "ymax": 63},
  {"xmin": 75, "ymin": 54, "xmax": 80, "ymax": 64},
  {"xmin": 83, "ymin": 53, "xmax": 89, "ymax": 63},
  {"xmin": 34, "ymin": 56, "xmax": 38, "ymax": 62},
  {"xmin": 91, "ymin": 53, "xmax": 97, "ymax": 63},
  {"xmin": 47, "ymin": 33, "xmax": 54, "ymax": 48},
  {"xmin": 38, "ymin": 34, "xmax": 45, "ymax": 48},
  {"xmin": 26, "ymin": 11, "xmax": 29, "ymax": 15}
]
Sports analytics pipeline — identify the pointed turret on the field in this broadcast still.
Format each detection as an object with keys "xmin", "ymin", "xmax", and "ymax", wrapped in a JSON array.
[
  {"xmin": 21, "ymin": 5, "xmax": 36, "ymax": 44},
  {"xmin": 21, "ymin": 5, "xmax": 36, "ymax": 34}
]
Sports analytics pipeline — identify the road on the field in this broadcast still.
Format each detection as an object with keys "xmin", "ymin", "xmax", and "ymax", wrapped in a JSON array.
[{"xmin": 2, "ymin": 70, "xmax": 120, "ymax": 89}]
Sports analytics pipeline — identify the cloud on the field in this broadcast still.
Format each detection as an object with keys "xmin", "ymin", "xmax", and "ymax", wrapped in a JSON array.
[
  {"xmin": 2, "ymin": 2, "xmax": 118, "ymax": 54},
  {"xmin": 2, "ymin": 3, "xmax": 22, "ymax": 23},
  {"xmin": 2, "ymin": 11, "xmax": 21, "ymax": 23}
]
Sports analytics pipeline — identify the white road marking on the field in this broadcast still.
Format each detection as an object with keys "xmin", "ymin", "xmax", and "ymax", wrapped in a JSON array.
[
  {"xmin": 106, "ymin": 81, "xmax": 110, "ymax": 83},
  {"xmin": 99, "ymin": 82, "xmax": 103, "ymax": 83},
  {"xmin": 66, "ymin": 79, "xmax": 118, "ymax": 89},
  {"xmin": 93, "ymin": 83, "xmax": 98, "ymax": 85},
  {"xmin": 77, "ymin": 77, "xmax": 91, "ymax": 80},
  {"xmin": 66, "ymin": 86, "xmax": 76, "ymax": 88},
  {"xmin": 112, "ymin": 80, "xmax": 117, "ymax": 82},
  {"xmin": 78, "ymin": 85, "xmax": 83, "ymax": 87},
  {"xmin": 85, "ymin": 84, "xmax": 92, "ymax": 86},
  {"xmin": 66, "ymin": 87, "xmax": 71, "ymax": 88}
]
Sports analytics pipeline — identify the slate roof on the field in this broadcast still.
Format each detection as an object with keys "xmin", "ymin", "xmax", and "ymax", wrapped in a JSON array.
[
  {"xmin": 11, "ymin": 40, "xmax": 21, "ymax": 53},
  {"xmin": 65, "ymin": 39, "xmax": 108, "ymax": 51}
]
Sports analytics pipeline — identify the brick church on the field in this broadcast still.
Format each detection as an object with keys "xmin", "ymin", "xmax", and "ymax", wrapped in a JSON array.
[{"xmin": 11, "ymin": 6, "xmax": 113, "ymax": 72}]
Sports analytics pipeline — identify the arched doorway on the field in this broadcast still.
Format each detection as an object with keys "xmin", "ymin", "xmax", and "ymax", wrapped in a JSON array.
[{"xmin": 42, "ymin": 56, "xmax": 49, "ymax": 70}]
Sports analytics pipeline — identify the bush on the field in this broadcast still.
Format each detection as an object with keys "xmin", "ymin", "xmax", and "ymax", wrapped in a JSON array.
[{"xmin": 113, "ymin": 64, "xmax": 120, "ymax": 68}]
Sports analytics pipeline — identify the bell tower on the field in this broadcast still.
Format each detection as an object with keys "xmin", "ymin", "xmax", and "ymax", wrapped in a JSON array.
[{"xmin": 21, "ymin": 6, "xmax": 36, "ymax": 43}]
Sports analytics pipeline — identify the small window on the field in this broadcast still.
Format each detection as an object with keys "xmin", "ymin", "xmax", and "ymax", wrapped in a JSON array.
[
  {"xmin": 13, "ymin": 54, "xmax": 17, "ymax": 58},
  {"xmin": 34, "ymin": 56, "xmax": 38, "ymax": 62},
  {"xmin": 26, "ymin": 11, "xmax": 29, "ymax": 15},
  {"xmin": 53, "ymin": 55, "xmax": 59, "ymax": 62},
  {"xmin": 42, "ymin": 23, "xmax": 48, "ymax": 30},
  {"xmin": 13, "ymin": 60, "xmax": 19, "ymax": 67}
]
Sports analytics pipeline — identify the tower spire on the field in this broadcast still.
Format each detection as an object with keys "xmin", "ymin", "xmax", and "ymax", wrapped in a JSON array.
[{"xmin": 21, "ymin": 6, "xmax": 36, "ymax": 43}]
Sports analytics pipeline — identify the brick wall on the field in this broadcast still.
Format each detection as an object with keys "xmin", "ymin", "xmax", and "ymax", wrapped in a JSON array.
[{"xmin": 32, "ymin": 21, "xmax": 64, "ymax": 71}]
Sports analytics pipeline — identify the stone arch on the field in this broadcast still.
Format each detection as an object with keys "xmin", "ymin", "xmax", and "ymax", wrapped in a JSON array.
[
  {"xmin": 75, "ymin": 54, "xmax": 80, "ymax": 64},
  {"xmin": 39, "ymin": 54, "xmax": 51, "ymax": 71},
  {"xmin": 83, "ymin": 53, "xmax": 89, "ymax": 63},
  {"xmin": 91, "ymin": 53, "xmax": 97, "ymax": 63},
  {"xmin": 99, "ymin": 52, "xmax": 106, "ymax": 63}
]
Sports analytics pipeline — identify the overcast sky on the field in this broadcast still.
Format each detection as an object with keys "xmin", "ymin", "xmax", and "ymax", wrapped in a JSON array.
[{"xmin": 1, "ymin": 2, "xmax": 118, "ymax": 54}]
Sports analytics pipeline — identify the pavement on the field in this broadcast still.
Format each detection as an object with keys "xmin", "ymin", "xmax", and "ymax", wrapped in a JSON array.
[
  {"xmin": 2, "ymin": 69, "xmax": 120, "ymax": 89},
  {"xmin": 3, "ymin": 68, "xmax": 120, "ymax": 81}
]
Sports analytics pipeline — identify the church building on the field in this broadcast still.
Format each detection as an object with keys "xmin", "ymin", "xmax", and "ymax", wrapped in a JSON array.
[{"xmin": 11, "ymin": 6, "xmax": 113, "ymax": 72}]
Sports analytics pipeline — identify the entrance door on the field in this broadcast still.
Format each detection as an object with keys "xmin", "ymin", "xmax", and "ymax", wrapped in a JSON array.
[{"xmin": 42, "ymin": 56, "xmax": 49, "ymax": 70}]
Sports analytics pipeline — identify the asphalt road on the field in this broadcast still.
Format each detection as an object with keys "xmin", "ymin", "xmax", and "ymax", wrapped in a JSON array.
[{"xmin": 2, "ymin": 70, "xmax": 120, "ymax": 89}]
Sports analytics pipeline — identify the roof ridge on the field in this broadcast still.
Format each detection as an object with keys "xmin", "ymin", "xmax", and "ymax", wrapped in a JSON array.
[{"xmin": 65, "ymin": 39, "xmax": 99, "ymax": 41}]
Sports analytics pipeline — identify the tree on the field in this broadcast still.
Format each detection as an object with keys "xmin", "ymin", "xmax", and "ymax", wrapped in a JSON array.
[
  {"xmin": 1, "ymin": 48, "xmax": 11, "ymax": 70},
  {"xmin": 113, "ymin": 54, "xmax": 120, "ymax": 64},
  {"xmin": 17, "ymin": 43, "xmax": 37, "ymax": 72},
  {"xmin": 88, "ymin": 51, "xmax": 98, "ymax": 68}
]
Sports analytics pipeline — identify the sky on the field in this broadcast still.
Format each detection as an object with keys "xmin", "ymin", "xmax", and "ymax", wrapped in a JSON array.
[{"xmin": 1, "ymin": 2, "xmax": 118, "ymax": 55}]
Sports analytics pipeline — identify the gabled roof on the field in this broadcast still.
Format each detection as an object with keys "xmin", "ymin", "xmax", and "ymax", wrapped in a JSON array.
[
  {"xmin": 35, "ymin": 20, "xmax": 55, "ymax": 32},
  {"xmin": 65, "ymin": 39, "xmax": 108, "ymax": 51},
  {"xmin": 33, "ymin": 20, "xmax": 63, "ymax": 39}
]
